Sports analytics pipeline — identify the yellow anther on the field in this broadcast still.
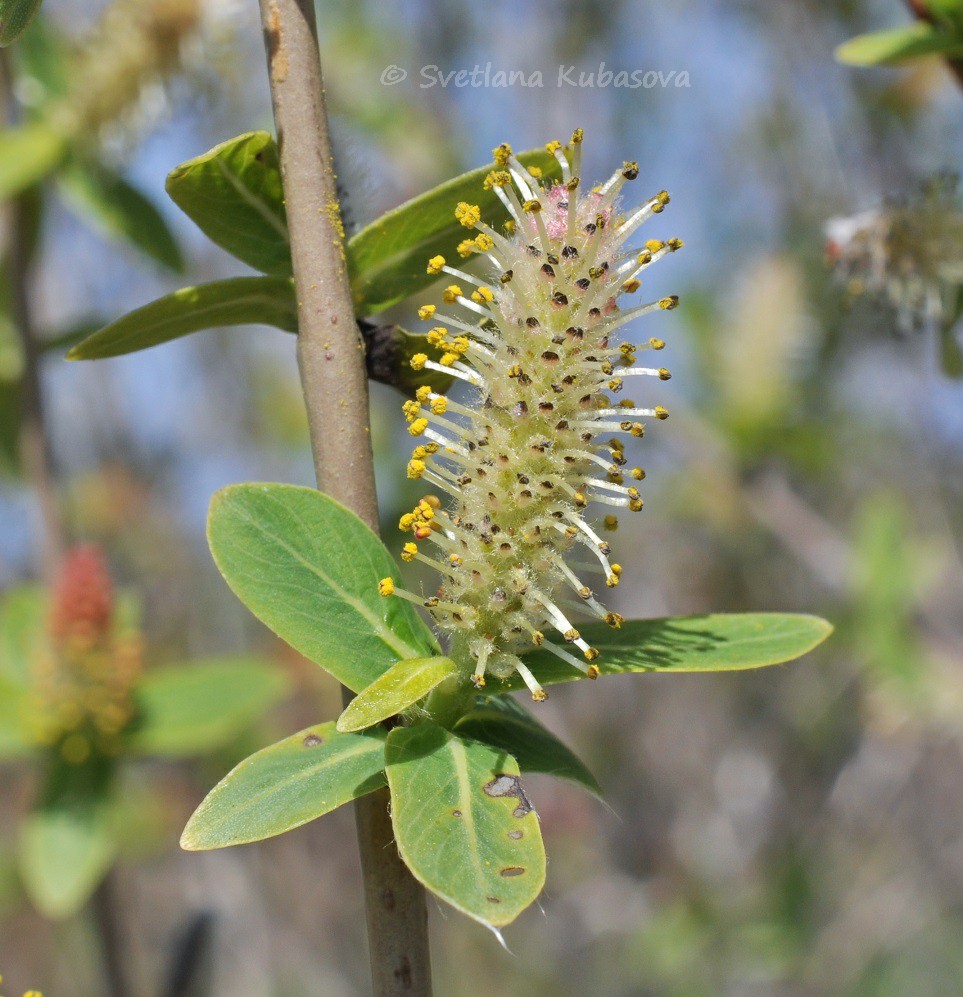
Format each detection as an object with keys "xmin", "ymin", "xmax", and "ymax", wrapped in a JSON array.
[
  {"xmin": 586, "ymin": 664, "xmax": 600, "ymax": 678},
  {"xmin": 408, "ymin": 418, "xmax": 429, "ymax": 436},
  {"xmin": 531, "ymin": 630, "xmax": 545, "ymax": 645},
  {"xmin": 427, "ymin": 255, "xmax": 446, "ymax": 275},
  {"xmin": 410, "ymin": 353, "xmax": 428, "ymax": 371},
  {"xmin": 430, "ymin": 397, "xmax": 448, "ymax": 415},
  {"xmin": 471, "ymin": 286, "xmax": 494, "ymax": 304},
  {"xmin": 483, "ymin": 170, "xmax": 512, "ymax": 190},
  {"xmin": 658, "ymin": 368, "xmax": 671, "ymax": 380},
  {"xmin": 532, "ymin": 688, "xmax": 548, "ymax": 702},
  {"xmin": 417, "ymin": 304, "xmax": 436, "ymax": 320},
  {"xmin": 622, "ymin": 278, "xmax": 641, "ymax": 294},
  {"xmin": 402, "ymin": 399, "xmax": 421, "ymax": 421},
  {"xmin": 667, "ymin": 237, "xmax": 684, "ymax": 250},
  {"xmin": 449, "ymin": 336, "xmax": 470, "ymax": 354},
  {"xmin": 407, "ymin": 460, "xmax": 426, "ymax": 479},
  {"xmin": 604, "ymin": 612, "xmax": 624, "ymax": 628},
  {"xmin": 522, "ymin": 198, "xmax": 542, "ymax": 213},
  {"xmin": 545, "ymin": 139, "xmax": 562, "ymax": 154},
  {"xmin": 611, "ymin": 564, "xmax": 623, "ymax": 576},
  {"xmin": 603, "ymin": 514, "xmax": 619, "ymax": 531},
  {"xmin": 415, "ymin": 387, "xmax": 432, "ymax": 403},
  {"xmin": 492, "ymin": 142, "xmax": 513, "ymax": 165},
  {"xmin": 584, "ymin": 647, "xmax": 600, "ymax": 662},
  {"xmin": 454, "ymin": 202, "xmax": 481, "ymax": 228},
  {"xmin": 571, "ymin": 127, "xmax": 584, "ymax": 145},
  {"xmin": 442, "ymin": 284, "xmax": 463, "ymax": 303},
  {"xmin": 423, "ymin": 495, "xmax": 441, "ymax": 509},
  {"xmin": 426, "ymin": 327, "xmax": 448, "ymax": 347},
  {"xmin": 645, "ymin": 239, "xmax": 665, "ymax": 253},
  {"xmin": 649, "ymin": 337, "xmax": 666, "ymax": 350},
  {"xmin": 503, "ymin": 219, "xmax": 516, "ymax": 235},
  {"xmin": 440, "ymin": 352, "xmax": 459, "ymax": 366},
  {"xmin": 425, "ymin": 441, "xmax": 440, "ymax": 454},
  {"xmin": 399, "ymin": 513, "xmax": 415, "ymax": 531},
  {"xmin": 563, "ymin": 628, "xmax": 580, "ymax": 642},
  {"xmin": 630, "ymin": 423, "xmax": 645, "ymax": 438},
  {"xmin": 629, "ymin": 497, "xmax": 644, "ymax": 511},
  {"xmin": 475, "ymin": 233, "xmax": 495, "ymax": 251},
  {"xmin": 456, "ymin": 239, "xmax": 476, "ymax": 258},
  {"xmin": 527, "ymin": 165, "xmax": 543, "ymax": 179},
  {"xmin": 378, "ymin": 577, "xmax": 395, "ymax": 597},
  {"xmin": 637, "ymin": 249, "xmax": 652, "ymax": 265},
  {"xmin": 449, "ymin": 553, "xmax": 463, "ymax": 566},
  {"xmin": 654, "ymin": 406, "xmax": 669, "ymax": 419},
  {"xmin": 658, "ymin": 296, "xmax": 678, "ymax": 310},
  {"xmin": 605, "ymin": 574, "xmax": 620, "ymax": 588},
  {"xmin": 631, "ymin": 467, "xmax": 645, "ymax": 480},
  {"xmin": 401, "ymin": 542, "xmax": 418, "ymax": 561}
]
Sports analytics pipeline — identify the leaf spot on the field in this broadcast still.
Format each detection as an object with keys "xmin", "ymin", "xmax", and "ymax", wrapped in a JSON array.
[
  {"xmin": 452, "ymin": 809, "xmax": 463, "ymax": 818},
  {"xmin": 302, "ymin": 733, "xmax": 325, "ymax": 747},
  {"xmin": 500, "ymin": 866, "xmax": 526, "ymax": 877},
  {"xmin": 483, "ymin": 773, "xmax": 534, "ymax": 817},
  {"xmin": 508, "ymin": 830, "xmax": 523, "ymax": 840},
  {"xmin": 487, "ymin": 896, "xmax": 502, "ymax": 903}
]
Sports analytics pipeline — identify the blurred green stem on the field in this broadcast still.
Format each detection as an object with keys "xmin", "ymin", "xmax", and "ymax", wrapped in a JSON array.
[
  {"xmin": 0, "ymin": 51, "xmax": 66, "ymax": 580},
  {"xmin": 256, "ymin": 0, "xmax": 433, "ymax": 993}
]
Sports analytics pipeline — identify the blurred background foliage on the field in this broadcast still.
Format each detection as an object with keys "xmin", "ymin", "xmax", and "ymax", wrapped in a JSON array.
[{"xmin": 1, "ymin": 0, "xmax": 963, "ymax": 994}]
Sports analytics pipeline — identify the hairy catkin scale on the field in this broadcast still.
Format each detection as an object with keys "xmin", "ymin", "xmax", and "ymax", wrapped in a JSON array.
[{"xmin": 381, "ymin": 131, "xmax": 681, "ymax": 700}]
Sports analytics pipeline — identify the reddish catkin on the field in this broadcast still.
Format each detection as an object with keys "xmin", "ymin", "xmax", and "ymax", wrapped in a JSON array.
[{"xmin": 380, "ymin": 130, "xmax": 681, "ymax": 701}]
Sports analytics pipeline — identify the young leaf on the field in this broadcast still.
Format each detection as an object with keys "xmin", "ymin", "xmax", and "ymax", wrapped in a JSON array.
[
  {"xmin": 337, "ymin": 656, "xmax": 457, "ymax": 733},
  {"xmin": 66, "ymin": 277, "xmax": 297, "ymax": 360},
  {"xmin": 454, "ymin": 695, "xmax": 602, "ymax": 797},
  {"xmin": 385, "ymin": 722, "xmax": 546, "ymax": 928},
  {"xmin": 207, "ymin": 484, "xmax": 438, "ymax": 692},
  {"xmin": 0, "ymin": 585, "xmax": 46, "ymax": 686},
  {"xmin": 835, "ymin": 22, "xmax": 963, "ymax": 66},
  {"xmin": 129, "ymin": 658, "xmax": 290, "ymax": 758},
  {"xmin": 165, "ymin": 131, "xmax": 291, "ymax": 276},
  {"xmin": 57, "ymin": 159, "xmax": 184, "ymax": 272},
  {"xmin": 347, "ymin": 148, "xmax": 561, "ymax": 316},
  {"xmin": 0, "ymin": 0, "xmax": 43, "ymax": 47},
  {"xmin": 493, "ymin": 613, "xmax": 833, "ymax": 693},
  {"xmin": 181, "ymin": 722, "xmax": 387, "ymax": 850}
]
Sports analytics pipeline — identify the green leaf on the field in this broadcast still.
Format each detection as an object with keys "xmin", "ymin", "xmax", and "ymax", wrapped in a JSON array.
[
  {"xmin": 181, "ymin": 722, "xmax": 387, "ymax": 850},
  {"xmin": 454, "ymin": 695, "xmax": 601, "ymax": 796},
  {"xmin": 494, "ymin": 613, "xmax": 833, "ymax": 693},
  {"xmin": 0, "ymin": 585, "xmax": 46, "ymax": 686},
  {"xmin": 66, "ymin": 277, "xmax": 297, "ymax": 360},
  {"xmin": 207, "ymin": 484, "xmax": 438, "ymax": 692},
  {"xmin": 835, "ymin": 22, "xmax": 963, "ymax": 66},
  {"xmin": 57, "ymin": 159, "xmax": 184, "ymax": 272},
  {"xmin": 337, "ymin": 656, "xmax": 457, "ymax": 733},
  {"xmin": 0, "ymin": 0, "xmax": 43, "ymax": 46},
  {"xmin": 385, "ymin": 722, "xmax": 545, "ymax": 927},
  {"xmin": 0, "ymin": 123, "xmax": 64, "ymax": 199},
  {"xmin": 19, "ymin": 769, "xmax": 115, "ymax": 919},
  {"xmin": 130, "ymin": 658, "xmax": 291, "ymax": 758},
  {"xmin": 165, "ymin": 131, "xmax": 291, "ymax": 276},
  {"xmin": 0, "ymin": 676, "xmax": 33, "ymax": 759},
  {"xmin": 347, "ymin": 148, "xmax": 562, "ymax": 316}
]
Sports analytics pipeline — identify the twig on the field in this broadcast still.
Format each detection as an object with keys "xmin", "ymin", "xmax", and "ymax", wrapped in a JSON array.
[
  {"xmin": 0, "ymin": 51, "xmax": 66, "ymax": 579},
  {"xmin": 255, "ymin": 1, "xmax": 432, "ymax": 993}
]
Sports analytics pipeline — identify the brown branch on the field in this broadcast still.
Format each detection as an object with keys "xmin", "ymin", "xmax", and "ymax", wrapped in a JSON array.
[{"xmin": 255, "ymin": 2, "xmax": 432, "ymax": 993}]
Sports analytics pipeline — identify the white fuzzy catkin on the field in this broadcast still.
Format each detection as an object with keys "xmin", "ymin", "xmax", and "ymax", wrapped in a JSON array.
[{"xmin": 380, "ymin": 130, "xmax": 681, "ymax": 700}]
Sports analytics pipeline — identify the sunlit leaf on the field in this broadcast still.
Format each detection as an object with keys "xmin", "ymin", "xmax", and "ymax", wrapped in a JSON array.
[
  {"xmin": 385, "ymin": 722, "xmax": 545, "ymax": 928},
  {"xmin": 835, "ymin": 22, "xmax": 963, "ymax": 66},
  {"xmin": 207, "ymin": 484, "xmax": 439, "ymax": 692},
  {"xmin": 166, "ymin": 131, "xmax": 290, "ymax": 276},
  {"xmin": 0, "ymin": 585, "xmax": 46, "ymax": 686},
  {"xmin": 66, "ymin": 277, "xmax": 297, "ymax": 360},
  {"xmin": 181, "ymin": 722, "xmax": 387, "ymax": 850},
  {"xmin": 347, "ymin": 148, "xmax": 562, "ymax": 316},
  {"xmin": 337, "ymin": 656, "xmax": 457, "ymax": 733},
  {"xmin": 0, "ymin": 123, "xmax": 63, "ymax": 199},
  {"xmin": 130, "ymin": 658, "xmax": 290, "ymax": 758},
  {"xmin": 490, "ymin": 613, "xmax": 832, "ymax": 693}
]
